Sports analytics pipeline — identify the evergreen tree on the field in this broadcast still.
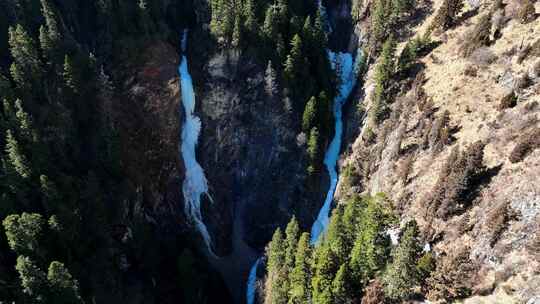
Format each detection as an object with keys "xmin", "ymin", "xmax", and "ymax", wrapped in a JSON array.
[
  {"xmin": 398, "ymin": 37, "xmax": 419, "ymax": 72},
  {"xmin": 370, "ymin": 0, "xmax": 392, "ymax": 53},
  {"xmin": 47, "ymin": 261, "xmax": 82, "ymax": 303},
  {"xmin": 332, "ymin": 263, "xmax": 352, "ymax": 304},
  {"xmin": 313, "ymin": 11, "xmax": 327, "ymax": 49},
  {"xmin": 232, "ymin": 17, "xmax": 242, "ymax": 48},
  {"xmin": 210, "ymin": 0, "xmax": 235, "ymax": 44},
  {"xmin": 431, "ymin": 0, "xmax": 464, "ymax": 30},
  {"xmin": 302, "ymin": 96, "xmax": 317, "ymax": 131},
  {"xmin": 342, "ymin": 196, "xmax": 364, "ymax": 247},
  {"xmin": 325, "ymin": 208, "xmax": 348, "ymax": 265},
  {"xmin": 370, "ymin": 36, "xmax": 396, "ymax": 125},
  {"xmin": 288, "ymin": 233, "xmax": 311, "ymax": 304},
  {"xmin": 3, "ymin": 213, "xmax": 43, "ymax": 256},
  {"xmin": 8, "ymin": 24, "xmax": 41, "ymax": 88},
  {"xmin": 39, "ymin": 0, "xmax": 62, "ymax": 62},
  {"xmin": 63, "ymin": 55, "xmax": 79, "ymax": 93},
  {"xmin": 352, "ymin": 0, "xmax": 363, "ymax": 22},
  {"xmin": 265, "ymin": 61, "xmax": 279, "ymax": 98},
  {"xmin": 311, "ymin": 245, "xmax": 336, "ymax": 304},
  {"xmin": 265, "ymin": 228, "xmax": 288, "ymax": 304},
  {"xmin": 383, "ymin": 221, "xmax": 422, "ymax": 300},
  {"xmin": 284, "ymin": 217, "xmax": 300, "ymax": 270},
  {"xmin": 306, "ymin": 127, "xmax": 320, "ymax": 174},
  {"xmin": 40, "ymin": 175, "xmax": 61, "ymax": 212},
  {"xmin": 392, "ymin": 0, "xmax": 415, "ymax": 18},
  {"xmin": 416, "ymin": 251, "xmax": 436, "ymax": 282},
  {"xmin": 243, "ymin": 0, "xmax": 257, "ymax": 38},
  {"xmin": 262, "ymin": 5, "xmax": 281, "ymax": 42},
  {"xmin": 462, "ymin": 13, "xmax": 492, "ymax": 57},
  {"xmin": 349, "ymin": 196, "xmax": 392, "ymax": 287},
  {"xmin": 301, "ymin": 16, "xmax": 313, "ymax": 47},
  {"xmin": 519, "ymin": 0, "xmax": 536, "ymax": 24},
  {"xmin": 283, "ymin": 34, "xmax": 305, "ymax": 88},
  {"xmin": 14, "ymin": 99, "xmax": 35, "ymax": 142},
  {"xmin": 5, "ymin": 129, "xmax": 31, "ymax": 179},
  {"xmin": 16, "ymin": 256, "xmax": 47, "ymax": 300}
]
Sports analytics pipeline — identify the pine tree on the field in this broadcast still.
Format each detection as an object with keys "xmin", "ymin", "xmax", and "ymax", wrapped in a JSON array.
[
  {"xmin": 14, "ymin": 99, "xmax": 35, "ymax": 142},
  {"xmin": 311, "ymin": 245, "xmax": 336, "ymax": 304},
  {"xmin": 39, "ymin": 0, "xmax": 62, "ymax": 62},
  {"xmin": 3, "ymin": 213, "xmax": 43, "ymax": 256},
  {"xmin": 431, "ymin": 0, "xmax": 464, "ymax": 30},
  {"xmin": 63, "ymin": 55, "xmax": 79, "ymax": 93},
  {"xmin": 265, "ymin": 61, "xmax": 279, "ymax": 98},
  {"xmin": 283, "ymin": 34, "xmax": 305, "ymax": 87},
  {"xmin": 232, "ymin": 17, "xmax": 242, "ymax": 48},
  {"xmin": 8, "ymin": 24, "xmax": 41, "ymax": 88},
  {"xmin": 371, "ymin": 36, "xmax": 396, "ymax": 125},
  {"xmin": 40, "ymin": 175, "xmax": 61, "ymax": 212},
  {"xmin": 342, "ymin": 196, "xmax": 364, "ymax": 247},
  {"xmin": 307, "ymin": 127, "xmax": 320, "ymax": 174},
  {"xmin": 332, "ymin": 263, "xmax": 352, "ymax": 304},
  {"xmin": 47, "ymin": 261, "xmax": 82, "ymax": 303},
  {"xmin": 262, "ymin": 5, "xmax": 281, "ymax": 42},
  {"xmin": 462, "ymin": 13, "xmax": 492, "ymax": 57},
  {"xmin": 288, "ymin": 233, "xmax": 311, "ymax": 304},
  {"xmin": 210, "ymin": 0, "xmax": 235, "ymax": 44},
  {"xmin": 349, "ymin": 196, "xmax": 392, "ymax": 287},
  {"xmin": 301, "ymin": 16, "xmax": 313, "ymax": 47},
  {"xmin": 352, "ymin": 0, "xmax": 363, "ymax": 22},
  {"xmin": 243, "ymin": 0, "xmax": 257, "ymax": 38},
  {"xmin": 284, "ymin": 217, "xmax": 300, "ymax": 270},
  {"xmin": 16, "ymin": 256, "xmax": 47, "ymax": 299},
  {"xmin": 325, "ymin": 208, "xmax": 348, "ymax": 265},
  {"xmin": 265, "ymin": 228, "xmax": 288, "ymax": 304},
  {"xmin": 370, "ymin": 0, "xmax": 392, "ymax": 53},
  {"xmin": 313, "ymin": 11, "xmax": 327, "ymax": 49},
  {"xmin": 302, "ymin": 96, "xmax": 317, "ymax": 131},
  {"xmin": 383, "ymin": 221, "xmax": 422, "ymax": 300},
  {"xmin": 392, "ymin": 0, "xmax": 415, "ymax": 18},
  {"xmin": 398, "ymin": 37, "xmax": 420, "ymax": 72},
  {"xmin": 5, "ymin": 129, "xmax": 31, "ymax": 179},
  {"xmin": 519, "ymin": 0, "xmax": 536, "ymax": 24}
]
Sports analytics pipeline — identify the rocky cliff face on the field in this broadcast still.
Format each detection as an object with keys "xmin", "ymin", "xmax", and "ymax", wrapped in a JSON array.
[
  {"xmin": 117, "ymin": 41, "xmax": 186, "ymax": 232},
  {"xmin": 336, "ymin": 0, "xmax": 540, "ymax": 302},
  {"xmin": 195, "ymin": 51, "xmax": 312, "ymax": 255}
]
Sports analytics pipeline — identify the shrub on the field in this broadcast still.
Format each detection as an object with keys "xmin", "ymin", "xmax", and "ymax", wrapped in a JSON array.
[
  {"xmin": 509, "ymin": 129, "xmax": 540, "ymax": 163},
  {"xmin": 514, "ymin": 73, "xmax": 531, "ymax": 90},
  {"xmin": 416, "ymin": 251, "xmax": 436, "ymax": 281},
  {"xmin": 498, "ymin": 91, "xmax": 517, "ymax": 110},
  {"xmin": 462, "ymin": 13, "xmax": 493, "ymax": 57},
  {"xmin": 463, "ymin": 65, "xmax": 478, "ymax": 77},
  {"xmin": 424, "ymin": 141, "xmax": 487, "ymax": 219},
  {"xmin": 426, "ymin": 248, "xmax": 476, "ymax": 302},
  {"xmin": 363, "ymin": 126, "xmax": 376, "ymax": 144},
  {"xmin": 397, "ymin": 153, "xmax": 414, "ymax": 184},
  {"xmin": 469, "ymin": 47, "xmax": 497, "ymax": 65},
  {"xmin": 485, "ymin": 202, "xmax": 517, "ymax": 246},
  {"xmin": 431, "ymin": 0, "xmax": 464, "ymax": 31},
  {"xmin": 361, "ymin": 279, "xmax": 386, "ymax": 304},
  {"xmin": 532, "ymin": 60, "xmax": 540, "ymax": 77},
  {"xmin": 518, "ymin": 0, "xmax": 536, "ymax": 24},
  {"xmin": 428, "ymin": 110, "xmax": 451, "ymax": 152}
]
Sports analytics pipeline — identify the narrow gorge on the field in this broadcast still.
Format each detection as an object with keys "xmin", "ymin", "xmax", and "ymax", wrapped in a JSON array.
[{"xmin": 0, "ymin": 0, "xmax": 538, "ymax": 303}]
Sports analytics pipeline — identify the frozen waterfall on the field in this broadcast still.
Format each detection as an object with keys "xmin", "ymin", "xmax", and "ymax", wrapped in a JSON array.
[
  {"xmin": 310, "ymin": 50, "xmax": 360, "ymax": 244},
  {"xmin": 246, "ymin": 257, "xmax": 261, "ymax": 304},
  {"xmin": 179, "ymin": 29, "xmax": 213, "ymax": 252}
]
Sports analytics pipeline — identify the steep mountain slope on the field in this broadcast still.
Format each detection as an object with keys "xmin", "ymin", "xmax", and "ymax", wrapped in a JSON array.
[{"xmin": 335, "ymin": 0, "xmax": 540, "ymax": 301}]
